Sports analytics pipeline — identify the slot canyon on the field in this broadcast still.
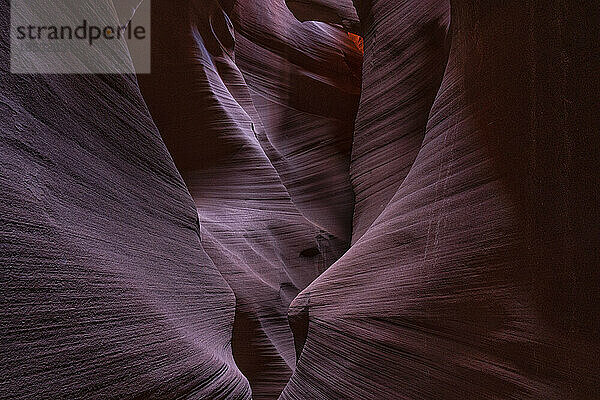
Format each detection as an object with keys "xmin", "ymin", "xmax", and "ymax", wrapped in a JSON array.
[{"xmin": 1, "ymin": 0, "xmax": 599, "ymax": 399}]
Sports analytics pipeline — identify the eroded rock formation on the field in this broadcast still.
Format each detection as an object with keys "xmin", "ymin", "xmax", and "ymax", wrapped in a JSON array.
[
  {"xmin": 1, "ymin": 0, "xmax": 598, "ymax": 399},
  {"xmin": 0, "ymin": 0, "xmax": 249, "ymax": 397},
  {"xmin": 282, "ymin": 1, "xmax": 600, "ymax": 399}
]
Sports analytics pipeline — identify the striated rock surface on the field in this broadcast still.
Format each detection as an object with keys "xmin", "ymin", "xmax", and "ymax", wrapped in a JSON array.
[
  {"xmin": 2, "ymin": 0, "xmax": 599, "ymax": 399},
  {"xmin": 282, "ymin": 0, "xmax": 600, "ymax": 399},
  {"xmin": 0, "ymin": 0, "xmax": 250, "ymax": 398},
  {"xmin": 348, "ymin": 0, "xmax": 450, "ymax": 242},
  {"xmin": 285, "ymin": 0, "xmax": 360, "ymax": 33},
  {"xmin": 229, "ymin": 0, "xmax": 362, "ymax": 242},
  {"xmin": 136, "ymin": 0, "xmax": 361, "ymax": 398}
]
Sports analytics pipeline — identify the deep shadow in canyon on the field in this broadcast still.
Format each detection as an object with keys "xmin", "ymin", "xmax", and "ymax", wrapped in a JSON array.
[{"xmin": 1, "ymin": 0, "xmax": 599, "ymax": 399}]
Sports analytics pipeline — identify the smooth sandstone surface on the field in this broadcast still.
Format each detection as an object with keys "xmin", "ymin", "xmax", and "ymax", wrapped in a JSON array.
[
  {"xmin": 1, "ymin": 0, "xmax": 599, "ymax": 399},
  {"xmin": 136, "ymin": 1, "xmax": 360, "ymax": 397},
  {"xmin": 282, "ymin": 0, "xmax": 600, "ymax": 399},
  {"xmin": 0, "ymin": 0, "xmax": 250, "ymax": 398}
]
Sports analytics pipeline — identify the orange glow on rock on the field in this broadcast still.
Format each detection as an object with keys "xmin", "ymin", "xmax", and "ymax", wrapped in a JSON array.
[{"xmin": 348, "ymin": 33, "xmax": 364, "ymax": 54}]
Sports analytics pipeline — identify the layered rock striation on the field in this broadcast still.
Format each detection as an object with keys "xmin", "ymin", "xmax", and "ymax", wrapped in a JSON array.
[{"xmin": 1, "ymin": 0, "xmax": 598, "ymax": 399}]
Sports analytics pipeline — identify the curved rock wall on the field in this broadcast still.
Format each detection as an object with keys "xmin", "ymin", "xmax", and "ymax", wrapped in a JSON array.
[
  {"xmin": 136, "ymin": 0, "xmax": 361, "ymax": 398},
  {"xmin": 0, "ymin": 0, "xmax": 250, "ymax": 398},
  {"xmin": 1, "ymin": 0, "xmax": 598, "ymax": 399},
  {"xmin": 281, "ymin": 0, "xmax": 600, "ymax": 399}
]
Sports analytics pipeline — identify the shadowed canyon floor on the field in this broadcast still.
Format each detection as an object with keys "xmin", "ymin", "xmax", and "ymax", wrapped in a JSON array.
[{"xmin": 1, "ymin": 0, "xmax": 599, "ymax": 399}]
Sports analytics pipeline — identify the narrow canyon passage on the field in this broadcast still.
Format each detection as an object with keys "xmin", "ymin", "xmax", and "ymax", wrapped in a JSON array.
[
  {"xmin": 1, "ymin": 0, "xmax": 598, "ymax": 399},
  {"xmin": 136, "ymin": 1, "xmax": 363, "ymax": 397}
]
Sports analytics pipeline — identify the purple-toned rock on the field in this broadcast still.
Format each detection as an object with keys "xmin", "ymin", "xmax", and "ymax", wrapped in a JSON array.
[
  {"xmin": 282, "ymin": 0, "xmax": 600, "ymax": 399},
  {"xmin": 0, "ymin": 1, "xmax": 249, "ymax": 398},
  {"xmin": 285, "ymin": 0, "xmax": 360, "ymax": 33},
  {"xmin": 137, "ymin": 1, "xmax": 361, "ymax": 398},
  {"xmin": 2, "ymin": 0, "xmax": 598, "ymax": 398}
]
